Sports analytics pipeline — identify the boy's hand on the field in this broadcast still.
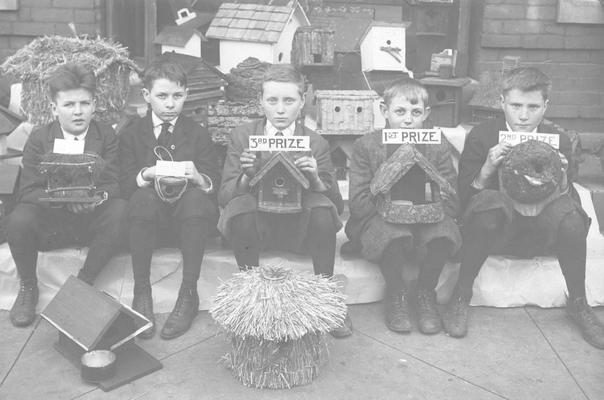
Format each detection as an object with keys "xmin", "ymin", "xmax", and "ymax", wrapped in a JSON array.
[
  {"xmin": 240, "ymin": 150, "xmax": 258, "ymax": 178},
  {"xmin": 67, "ymin": 203, "xmax": 95, "ymax": 214},
  {"xmin": 295, "ymin": 155, "xmax": 318, "ymax": 178},
  {"xmin": 182, "ymin": 161, "xmax": 209, "ymax": 188},
  {"xmin": 558, "ymin": 152, "xmax": 569, "ymax": 170},
  {"xmin": 473, "ymin": 142, "xmax": 513, "ymax": 190},
  {"xmin": 141, "ymin": 166, "xmax": 157, "ymax": 181}
]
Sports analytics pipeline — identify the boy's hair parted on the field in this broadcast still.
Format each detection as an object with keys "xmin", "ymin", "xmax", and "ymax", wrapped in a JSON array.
[
  {"xmin": 381, "ymin": 77, "xmax": 430, "ymax": 108},
  {"xmin": 47, "ymin": 63, "xmax": 96, "ymax": 101},
  {"xmin": 502, "ymin": 67, "xmax": 552, "ymax": 100},
  {"xmin": 142, "ymin": 59, "xmax": 187, "ymax": 90},
  {"xmin": 260, "ymin": 64, "xmax": 306, "ymax": 97}
]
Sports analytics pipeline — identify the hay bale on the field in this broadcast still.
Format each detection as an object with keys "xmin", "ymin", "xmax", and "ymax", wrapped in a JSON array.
[
  {"xmin": 210, "ymin": 265, "xmax": 347, "ymax": 389},
  {"xmin": 0, "ymin": 36, "xmax": 138, "ymax": 126}
]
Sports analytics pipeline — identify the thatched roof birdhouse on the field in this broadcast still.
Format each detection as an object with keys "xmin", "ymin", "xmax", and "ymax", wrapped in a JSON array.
[
  {"xmin": 249, "ymin": 152, "xmax": 310, "ymax": 214},
  {"xmin": 0, "ymin": 36, "xmax": 138, "ymax": 127},
  {"xmin": 210, "ymin": 265, "xmax": 347, "ymax": 389},
  {"xmin": 370, "ymin": 144, "xmax": 454, "ymax": 224}
]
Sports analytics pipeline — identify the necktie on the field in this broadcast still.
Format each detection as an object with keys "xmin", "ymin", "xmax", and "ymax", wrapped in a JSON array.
[
  {"xmin": 275, "ymin": 131, "xmax": 284, "ymax": 136},
  {"xmin": 158, "ymin": 122, "xmax": 171, "ymax": 148},
  {"xmin": 74, "ymin": 136, "xmax": 79, "ymax": 141}
]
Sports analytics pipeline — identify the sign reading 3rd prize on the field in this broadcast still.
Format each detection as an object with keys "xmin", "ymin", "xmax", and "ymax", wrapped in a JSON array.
[
  {"xmin": 249, "ymin": 135, "xmax": 311, "ymax": 152},
  {"xmin": 382, "ymin": 129, "xmax": 442, "ymax": 145}
]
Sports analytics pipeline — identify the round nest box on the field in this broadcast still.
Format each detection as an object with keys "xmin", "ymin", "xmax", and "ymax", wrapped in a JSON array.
[
  {"xmin": 210, "ymin": 265, "xmax": 347, "ymax": 389},
  {"xmin": 500, "ymin": 140, "xmax": 563, "ymax": 204}
]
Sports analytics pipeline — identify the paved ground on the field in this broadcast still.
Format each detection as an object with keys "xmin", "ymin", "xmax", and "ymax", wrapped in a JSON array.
[{"xmin": 1, "ymin": 303, "xmax": 603, "ymax": 400}]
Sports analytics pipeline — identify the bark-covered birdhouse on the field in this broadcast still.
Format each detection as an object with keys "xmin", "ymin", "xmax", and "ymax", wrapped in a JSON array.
[
  {"xmin": 370, "ymin": 144, "xmax": 454, "ymax": 224},
  {"xmin": 314, "ymin": 90, "xmax": 379, "ymax": 135},
  {"xmin": 292, "ymin": 26, "xmax": 335, "ymax": 67},
  {"xmin": 359, "ymin": 22, "xmax": 409, "ymax": 72},
  {"xmin": 249, "ymin": 152, "xmax": 310, "ymax": 214},
  {"xmin": 38, "ymin": 152, "xmax": 106, "ymax": 204}
]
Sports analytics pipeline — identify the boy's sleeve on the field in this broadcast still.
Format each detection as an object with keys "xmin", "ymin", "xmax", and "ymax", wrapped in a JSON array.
[
  {"xmin": 218, "ymin": 127, "xmax": 246, "ymax": 208},
  {"xmin": 348, "ymin": 137, "xmax": 377, "ymax": 221},
  {"xmin": 119, "ymin": 124, "xmax": 141, "ymax": 200},
  {"xmin": 436, "ymin": 140, "xmax": 460, "ymax": 218},
  {"xmin": 95, "ymin": 127, "xmax": 120, "ymax": 199},
  {"xmin": 457, "ymin": 126, "xmax": 489, "ymax": 208},
  {"xmin": 194, "ymin": 124, "xmax": 221, "ymax": 194},
  {"xmin": 17, "ymin": 130, "xmax": 52, "ymax": 207},
  {"xmin": 312, "ymin": 135, "xmax": 343, "ymax": 213}
]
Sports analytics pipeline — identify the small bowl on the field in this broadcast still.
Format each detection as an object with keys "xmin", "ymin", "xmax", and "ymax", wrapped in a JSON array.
[{"xmin": 80, "ymin": 350, "xmax": 116, "ymax": 383}]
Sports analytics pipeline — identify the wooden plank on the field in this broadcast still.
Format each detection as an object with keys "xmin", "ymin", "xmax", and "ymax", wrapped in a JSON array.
[
  {"xmin": 144, "ymin": 0, "xmax": 157, "ymax": 64},
  {"xmin": 455, "ymin": 0, "xmax": 471, "ymax": 76}
]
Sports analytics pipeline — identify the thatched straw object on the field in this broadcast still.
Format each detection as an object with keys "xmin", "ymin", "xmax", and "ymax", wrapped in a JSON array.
[
  {"xmin": 210, "ymin": 265, "xmax": 347, "ymax": 389},
  {"xmin": 0, "ymin": 35, "xmax": 138, "ymax": 126}
]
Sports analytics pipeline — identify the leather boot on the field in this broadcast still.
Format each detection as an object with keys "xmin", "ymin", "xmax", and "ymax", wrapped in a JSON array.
[
  {"xmin": 443, "ymin": 292, "xmax": 470, "ymax": 338},
  {"xmin": 161, "ymin": 283, "xmax": 199, "ymax": 340},
  {"xmin": 10, "ymin": 280, "xmax": 38, "ymax": 327},
  {"xmin": 330, "ymin": 311, "xmax": 353, "ymax": 338},
  {"xmin": 567, "ymin": 297, "xmax": 604, "ymax": 349},
  {"xmin": 132, "ymin": 284, "xmax": 155, "ymax": 339},
  {"xmin": 417, "ymin": 287, "xmax": 442, "ymax": 334},
  {"xmin": 384, "ymin": 287, "xmax": 412, "ymax": 333}
]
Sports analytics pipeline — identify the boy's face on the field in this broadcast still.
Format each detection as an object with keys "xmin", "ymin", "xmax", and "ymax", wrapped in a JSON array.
[
  {"xmin": 260, "ymin": 81, "xmax": 305, "ymax": 130},
  {"xmin": 51, "ymin": 88, "xmax": 95, "ymax": 136},
  {"xmin": 142, "ymin": 78, "xmax": 187, "ymax": 122},
  {"xmin": 380, "ymin": 94, "xmax": 430, "ymax": 129},
  {"xmin": 501, "ymin": 88, "xmax": 548, "ymax": 132}
]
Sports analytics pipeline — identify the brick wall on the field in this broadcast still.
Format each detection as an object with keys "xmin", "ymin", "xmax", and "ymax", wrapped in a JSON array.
[
  {"xmin": 469, "ymin": 0, "xmax": 604, "ymax": 132},
  {"xmin": 0, "ymin": 0, "xmax": 106, "ymax": 63}
]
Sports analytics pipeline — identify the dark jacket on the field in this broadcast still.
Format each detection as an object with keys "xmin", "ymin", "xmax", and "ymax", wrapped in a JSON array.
[
  {"xmin": 17, "ymin": 120, "xmax": 120, "ymax": 206},
  {"xmin": 458, "ymin": 116, "xmax": 577, "ymax": 211},
  {"xmin": 118, "ymin": 113, "xmax": 220, "ymax": 201}
]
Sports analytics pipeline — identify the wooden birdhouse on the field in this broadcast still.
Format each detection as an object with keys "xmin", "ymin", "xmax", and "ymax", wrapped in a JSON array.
[
  {"xmin": 359, "ymin": 22, "xmax": 409, "ymax": 72},
  {"xmin": 291, "ymin": 26, "xmax": 335, "ymax": 67},
  {"xmin": 41, "ymin": 276, "xmax": 162, "ymax": 391},
  {"xmin": 249, "ymin": 152, "xmax": 310, "ymax": 214},
  {"xmin": 419, "ymin": 76, "xmax": 471, "ymax": 127},
  {"xmin": 370, "ymin": 144, "xmax": 454, "ymax": 224},
  {"xmin": 38, "ymin": 152, "xmax": 106, "ymax": 204},
  {"xmin": 314, "ymin": 90, "xmax": 379, "ymax": 135},
  {"xmin": 154, "ymin": 16, "xmax": 208, "ymax": 58}
]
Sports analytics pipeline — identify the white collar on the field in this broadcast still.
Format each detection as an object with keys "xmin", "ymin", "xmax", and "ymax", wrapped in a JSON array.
[
  {"xmin": 151, "ymin": 112, "xmax": 178, "ymax": 128},
  {"xmin": 62, "ymin": 128, "xmax": 88, "ymax": 141},
  {"xmin": 505, "ymin": 121, "xmax": 538, "ymax": 133},
  {"xmin": 265, "ymin": 121, "xmax": 295, "ymax": 136}
]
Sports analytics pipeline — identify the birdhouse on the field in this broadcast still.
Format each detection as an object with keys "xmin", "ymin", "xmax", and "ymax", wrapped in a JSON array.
[
  {"xmin": 38, "ymin": 152, "xmax": 106, "ymax": 204},
  {"xmin": 41, "ymin": 276, "xmax": 162, "ymax": 391},
  {"xmin": 314, "ymin": 90, "xmax": 379, "ymax": 135},
  {"xmin": 370, "ymin": 144, "xmax": 454, "ymax": 224},
  {"xmin": 249, "ymin": 152, "xmax": 310, "ymax": 214},
  {"xmin": 291, "ymin": 26, "xmax": 335, "ymax": 67},
  {"xmin": 359, "ymin": 22, "xmax": 409, "ymax": 72},
  {"xmin": 206, "ymin": 1, "xmax": 310, "ymax": 72},
  {"xmin": 154, "ymin": 15, "xmax": 208, "ymax": 58},
  {"xmin": 419, "ymin": 77, "xmax": 471, "ymax": 127}
]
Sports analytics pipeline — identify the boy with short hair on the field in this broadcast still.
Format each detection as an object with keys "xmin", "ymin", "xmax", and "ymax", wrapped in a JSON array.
[
  {"xmin": 218, "ymin": 64, "xmax": 350, "ymax": 337},
  {"xmin": 119, "ymin": 59, "xmax": 220, "ymax": 340},
  {"xmin": 7, "ymin": 63, "xmax": 127, "ymax": 327},
  {"xmin": 346, "ymin": 77, "xmax": 460, "ymax": 334},
  {"xmin": 445, "ymin": 67, "xmax": 604, "ymax": 348}
]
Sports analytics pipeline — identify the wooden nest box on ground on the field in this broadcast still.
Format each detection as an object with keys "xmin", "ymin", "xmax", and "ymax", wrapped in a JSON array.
[
  {"xmin": 314, "ymin": 90, "xmax": 379, "ymax": 135},
  {"xmin": 370, "ymin": 144, "xmax": 454, "ymax": 224},
  {"xmin": 249, "ymin": 152, "xmax": 310, "ymax": 214},
  {"xmin": 292, "ymin": 26, "xmax": 335, "ymax": 67}
]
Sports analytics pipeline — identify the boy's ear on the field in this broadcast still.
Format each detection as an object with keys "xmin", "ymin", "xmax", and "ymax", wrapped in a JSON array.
[
  {"xmin": 500, "ymin": 94, "xmax": 505, "ymax": 110},
  {"xmin": 50, "ymin": 101, "xmax": 57, "ymax": 117},
  {"xmin": 423, "ymin": 106, "xmax": 431, "ymax": 119},
  {"xmin": 379, "ymin": 101, "xmax": 388, "ymax": 116},
  {"xmin": 141, "ymin": 87, "xmax": 151, "ymax": 103}
]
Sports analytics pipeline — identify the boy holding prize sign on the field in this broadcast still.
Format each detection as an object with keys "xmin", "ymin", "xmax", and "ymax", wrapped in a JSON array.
[
  {"xmin": 445, "ymin": 67, "xmax": 604, "ymax": 348},
  {"xmin": 218, "ymin": 64, "xmax": 350, "ymax": 337},
  {"xmin": 345, "ymin": 78, "xmax": 461, "ymax": 334}
]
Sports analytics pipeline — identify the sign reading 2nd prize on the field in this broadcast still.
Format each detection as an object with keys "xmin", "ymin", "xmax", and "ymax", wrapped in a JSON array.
[
  {"xmin": 498, "ymin": 131, "xmax": 560, "ymax": 150},
  {"xmin": 248, "ymin": 135, "xmax": 311, "ymax": 152},
  {"xmin": 382, "ymin": 129, "xmax": 442, "ymax": 144}
]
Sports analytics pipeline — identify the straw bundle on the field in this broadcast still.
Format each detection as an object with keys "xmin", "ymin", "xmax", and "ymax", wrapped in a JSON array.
[
  {"xmin": 0, "ymin": 35, "xmax": 138, "ymax": 126},
  {"xmin": 210, "ymin": 265, "xmax": 347, "ymax": 389}
]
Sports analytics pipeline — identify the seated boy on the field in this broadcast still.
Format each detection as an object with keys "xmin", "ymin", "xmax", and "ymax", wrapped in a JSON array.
[
  {"xmin": 119, "ymin": 60, "xmax": 220, "ymax": 340},
  {"xmin": 7, "ymin": 63, "xmax": 127, "ymax": 327},
  {"xmin": 346, "ymin": 78, "xmax": 460, "ymax": 334},
  {"xmin": 444, "ymin": 67, "xmax": 604, "ymax": 349},
  {"xmin": 217, "ymin": 64, "xmax": 350, "ymax": 337}
]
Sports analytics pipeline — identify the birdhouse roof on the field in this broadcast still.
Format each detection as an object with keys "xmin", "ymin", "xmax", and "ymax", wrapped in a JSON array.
[
  {"xmin": 206, "ymin": 1, "xmax": 309, "ymax": 44},
  {"xmin": 310, "ymin": 15, "xmax": 372, "ymax": 53},
  {"xmin": 249, "ymin": 152, "xmax": 310, "ymax": 189},
  {"xmin": 357, "ymin": 21, "xmax": 410, "ymax": 47},
  {"xmin": 370, "ymin": 144, "xmax": 453, "ymax": 196},
  {"xmin": 154, "ymin": 16, "xmax": 208, "ymax": 47}
]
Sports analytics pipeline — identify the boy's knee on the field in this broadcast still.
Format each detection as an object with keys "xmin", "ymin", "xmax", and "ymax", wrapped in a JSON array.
[
  {"xmin": 558, "ymin": 210, "xmax": 588, "ymax": 240},
  {"xmin": 128, "ymin": 187, "xmax": 161, "ymax": 221},
  {"xmin": 230, "ymin": 213, "xmax": 257, "ymax": 238},
  {"xmin": 6, "ymin": 204, "xmax": 38, "ymax": 238},
  {"xmin": 308, "ymin": 207, "xmax": 336, "ymax": 233}
]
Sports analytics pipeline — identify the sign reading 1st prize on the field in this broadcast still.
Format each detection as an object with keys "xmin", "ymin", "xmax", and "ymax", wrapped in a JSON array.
[
  {"xmin": 382, "ymin": 129, "xmax": 441, "ymax": 145},
  {"xmin": 248, "ymin": 135, "xmax": 310, "ymax": 152},
  {"xmin": 499, "ymin": 131, "xmax": 560, "ymax": 149}
]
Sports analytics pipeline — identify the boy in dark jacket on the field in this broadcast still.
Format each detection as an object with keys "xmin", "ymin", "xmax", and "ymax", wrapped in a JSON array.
[
  {"xmin": 7, "ymin": 63, "xmax": 127, "ymax": 327},
  {"xmin": 119, "ymin": 59, "xmax": 220, "ymax": 340}
]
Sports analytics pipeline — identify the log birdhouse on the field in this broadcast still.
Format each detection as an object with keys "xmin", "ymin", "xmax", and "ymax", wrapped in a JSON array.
[
  {"xmin": 249, "ymin": 152, "xmax": 310, "ymax": 214},
  {"xmin": 359, "ymin": 22, "xmax": 409, "ymax": 72},
  {"xmin": 370, "ymin": 144, "xmax": 454, "ymax": 224},
  {"xmin": 41, "ymin": 276, "xmax": 162, "ymax": 391},
  {"xmin": 314, "ymin": 90, "xmax": 379, "ymax": 135},
  {"xmin": 292, "ymin": 26, "xmax": 335, "ymax": 67}
]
